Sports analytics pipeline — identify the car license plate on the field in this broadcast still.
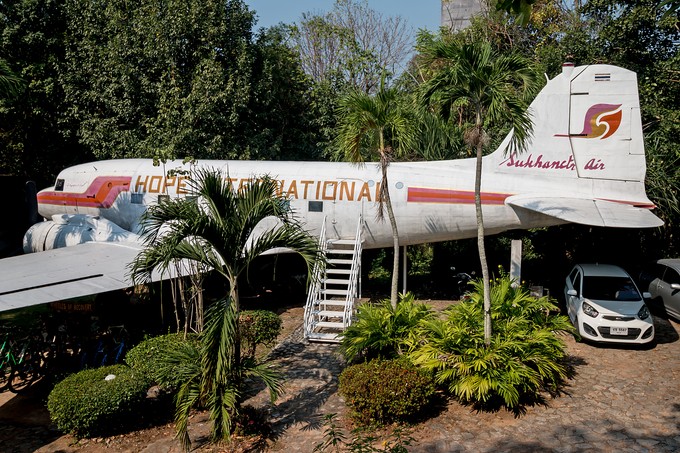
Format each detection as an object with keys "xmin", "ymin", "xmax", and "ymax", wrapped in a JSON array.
[{"xmin": 610, "ymin": 326, "xmax": 628, "ymax": 336}]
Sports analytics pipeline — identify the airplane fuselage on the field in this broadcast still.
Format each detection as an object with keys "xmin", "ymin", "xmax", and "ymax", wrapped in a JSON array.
[{"xmin": 28, "ymin": 63, "xmax": 660, "ymax": 253}]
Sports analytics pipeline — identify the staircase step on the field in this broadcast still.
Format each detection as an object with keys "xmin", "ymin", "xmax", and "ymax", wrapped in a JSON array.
[
  {"xmin": 314, "ymin": 299, "xmax": 349, "ymax": 307},
  {"xmin": 328, "ymin": 258, "xmax": 353, "ymax": 265},
  {"xmin": 315, "ymin": 321, "xmax": 345, "ymax": 329},
  {"xmin": 326, "ymin": 268, "xmax": 352, "ymax": 275},
  {"xmin": 306, "ymin": 332, "xmax": 341, "ymax": 343},
  {"xmin": 324, "ymin": 278, "xmax": 350, "ymax": 285},
  {"xmin": 321, "ymin": 289, "xmax": 349, "ymax": 296},
  {"xmin": 328, "ymin": 239, "xmax": 357, "ymax": 246},
  {"xmin": 327, "ymin": 249, "xmax": 355, "ymax": 255},
  {"xmin": 316, "ymin": 310, "xmax": 345, "ymax": 318}
]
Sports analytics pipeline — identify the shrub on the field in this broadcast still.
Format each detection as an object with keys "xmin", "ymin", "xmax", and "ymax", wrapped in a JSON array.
[
  {"xmin": 409, "ymin": 276, "xmax": 576, "ymax": 411},
  {"xmin": 239, "ymin": 310, "xmax": 282, "ymax": 358},
  {"xmin": 340, "ymin": 292, "xmax": 434, "ymax": 362},
  {"xmin": 47, "ymin": 364, "xmax": 151, "ymax": 438},
  {"xmin": 339, "ymin": 358, "xmax": 436, "ymax": 426},
  {"xmin": 125, "ymin": 333, "xmax": 199, "ymax": 390}
]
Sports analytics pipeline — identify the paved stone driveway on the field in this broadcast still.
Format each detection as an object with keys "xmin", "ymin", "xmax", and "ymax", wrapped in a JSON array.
[
  {"xmin": 1, "ymin": 315, "xmax": 678, "ymax": 452},
  {"xmin": 253, "ymin": 316, "xmax": 680, "ymax": 452}
]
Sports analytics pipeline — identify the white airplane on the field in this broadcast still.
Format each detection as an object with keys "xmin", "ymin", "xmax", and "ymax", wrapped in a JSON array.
[{"xmin": 0, "ymin": 63, "xmax": 663, "ymax": 311}]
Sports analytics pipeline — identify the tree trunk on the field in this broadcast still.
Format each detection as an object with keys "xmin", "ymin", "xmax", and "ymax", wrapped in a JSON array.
[
  {"xmin": 474, "ymin": 138, "xmax": 492, "ymax": 346},
  {"xmin": 382, "ymin": 164, "xmax": 400, "ymax": 309},
  {"xmin": 230, "ymin": 279, "xmax": 241, "ymax": 379}
]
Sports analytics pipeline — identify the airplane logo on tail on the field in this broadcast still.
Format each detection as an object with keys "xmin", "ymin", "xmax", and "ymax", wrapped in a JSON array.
[{"xmin": 556, "ymin": 103, "xmax": 622, "ymax": 139}]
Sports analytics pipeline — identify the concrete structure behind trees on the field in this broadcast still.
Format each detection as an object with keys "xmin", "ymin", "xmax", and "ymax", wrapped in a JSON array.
[{"xmin": 441, "ymin": 0, "xmax": 484, "ymax": 31}]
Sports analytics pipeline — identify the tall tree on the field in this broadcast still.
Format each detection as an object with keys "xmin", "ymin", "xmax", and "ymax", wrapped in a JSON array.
[
  {"xmin": 335, "ymin": 82, "xmax": 416, "ymax": 308},
  {"xmin": 60, "ymin": 0, "xmax": 322, "ymax": 162},
  {"xmin": 419, "ymin": 39, "xmax": 540, "ymax": 344},
  {"xmin": 60, "ymin": 0, "xmax": 257, "ymax": 162},
  {"xmin": 0, "ymin": 0, "xmax": 84, "ymax": 185},
  {"xmin": 130, "ymin": 169, "xmax": 322, "ymax": 449},
  {"xmin": 290, "ymin": 0, "xmax": 413, "ymax": 94},
  {"xmin": 247, "ymin": 25, "xmax": 327, "ymax": 161}
]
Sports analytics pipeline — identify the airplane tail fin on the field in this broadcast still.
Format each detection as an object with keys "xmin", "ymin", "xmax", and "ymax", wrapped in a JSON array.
[{"xmin": 488, "ymin": 63, "xmax": 662, "ymax": 228}]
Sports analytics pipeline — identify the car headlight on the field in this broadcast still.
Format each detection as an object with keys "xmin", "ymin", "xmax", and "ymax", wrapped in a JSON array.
[
  {"xmin": 582, "ymin": 301, "xmax": 599, "ymax": 318},
  {"xmin": 638, "ymin": 305, "xmax": 650, "ymax": 320}
]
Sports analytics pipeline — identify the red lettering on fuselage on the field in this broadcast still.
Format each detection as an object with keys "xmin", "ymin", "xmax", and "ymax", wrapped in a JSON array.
[{"xmin": 500, "ymin": 153, "xmax": 577, "ymax": 171}]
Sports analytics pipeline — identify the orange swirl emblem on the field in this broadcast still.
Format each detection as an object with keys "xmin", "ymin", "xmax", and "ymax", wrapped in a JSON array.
[{"xmin": 573, "ymin": 103, "xmax": 622, "ymax": 139}]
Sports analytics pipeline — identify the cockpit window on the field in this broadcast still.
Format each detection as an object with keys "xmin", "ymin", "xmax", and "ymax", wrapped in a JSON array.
[
  {"xmin": 131, "ymin": 193, "xmax": 144, "ymax": 204},
  {"xmin": 55, "ymin": 179, "xmax": 64, "ymax": 191}
]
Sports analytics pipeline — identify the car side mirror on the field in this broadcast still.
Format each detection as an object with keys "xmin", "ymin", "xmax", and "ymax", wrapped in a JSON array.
[
  {"xmin": 642, "ymin": 291, "xmax": 652, "ymax": 299},
  {"xmin": 567, "ymin": 289, "xmax": 578, "ymax": 297}
]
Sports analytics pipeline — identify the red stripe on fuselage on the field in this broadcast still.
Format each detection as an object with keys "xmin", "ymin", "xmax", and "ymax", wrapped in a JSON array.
[
  {"xmin": 37, "ymin": 176, "xmax": 131, "ymax": 209},
  {"xmin": 407, "ymin": 187, "xmax": 510, "ymax": 205}
]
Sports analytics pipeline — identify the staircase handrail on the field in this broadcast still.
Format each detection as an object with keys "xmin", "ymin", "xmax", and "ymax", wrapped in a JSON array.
[
  {"xmin": 304, "ymin": 216, "xmax": 327, "ymax": 338},
  {"xmin": 343, "ymin": 215, "xmax": 363, "ymax": 328}
]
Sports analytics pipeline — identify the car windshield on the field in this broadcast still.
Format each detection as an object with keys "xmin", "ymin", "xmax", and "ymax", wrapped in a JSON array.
[{"xmin": 582, "ymin": 276, "xmax": 641, "ymax": 301}]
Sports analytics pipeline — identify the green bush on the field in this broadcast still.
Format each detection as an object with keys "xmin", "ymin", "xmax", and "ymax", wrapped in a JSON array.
[
  {"xmin": 125, "ymin": 333, "xmax": 199, "ymax": 390},
  {"xmin": 409, "ymin": 276, "xmax": 576, "ymax": 411},
  {"xmin": 47, "ymin": 364, "xmax": 151, "ymax": 438},
  {"xmin": 239, "ymin": 310, "xmax": 282, "ymax": 358},
  {"xmin": 340, "ymin": 292, "xmax": 434, "ymax": 362},
  {"xmin": 339, "ymin": 358, "xmax": 436, "ymax": 426}
]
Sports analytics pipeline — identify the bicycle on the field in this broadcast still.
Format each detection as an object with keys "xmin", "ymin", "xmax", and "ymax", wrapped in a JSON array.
[
  {"xmin": 0, "ymin": 329, "xmax": 49, "ymax": 393},
  {"xmin": 80, "ymin": 324, "xmax": 128, "ymax": 369},
  {"xmin": 100, "ymin": 325, "xmax": 128, "ymax": 367}
]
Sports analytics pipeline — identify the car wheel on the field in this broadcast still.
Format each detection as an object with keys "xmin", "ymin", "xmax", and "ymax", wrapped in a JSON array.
[{"xmin": 648, "ymin": 296, "xmax": 667, "ymax": 317}]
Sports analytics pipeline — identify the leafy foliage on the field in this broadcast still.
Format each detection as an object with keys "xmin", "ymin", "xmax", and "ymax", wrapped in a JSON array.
[
  {"xmin": 239, "ymin": 310, "xmax": 282, "ymax": 359},
  {"xmin": 47, "ymin": 364, "xmax": 151, "ymax": 438},
  {"xmin": 340, "ymin": 292, "xmax": 434, "ymax": 362},
  {"xmin": 125, "ymin": 333, "xmax": 199, "ymax": 391},
  {"xmin": 0, "ymin": 59, "xmax": 23, "ymax": 99},
  {"xmin": 130, "ymin": 170, "xmax": 321, "ymax": 450},
  {"xmin": 418, "ymin": 37, "xmax": 542, "ymax": 344},
  {"xmin": 60, "ymin": 0, "xmax": 256, "ymax": 162},
  {"xmin": 0, "ymin": 0, "xmax": 85, "ymax": 184},
  {"xmin": 409, "ymin": 277, "xmax": 575, "ymax": 411},
  {"xmin": 338, "ymin": 358, "xmax": 436, "ymax": 426},
  {"xmin": 334, "ymin": 81, "xmax": 417, "ymax": 307}
]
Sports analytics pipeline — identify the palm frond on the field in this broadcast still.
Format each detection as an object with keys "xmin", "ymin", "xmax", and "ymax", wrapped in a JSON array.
[{"xmin": 128, "ymin": 167, "xmax": 324, "ymax": 446}]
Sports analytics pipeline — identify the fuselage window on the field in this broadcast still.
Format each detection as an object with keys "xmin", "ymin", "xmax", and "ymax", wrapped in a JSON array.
[
  {"xmin": 55, "ymin": 179, "xmax": 64, "ymax": 191},
  {"xmin": 308, "ymin": 201, "xmax": 323, "ymax": 212},
  {"xmin": 131, "ymin": 193, "xmax": 144, "ymax": 204}
]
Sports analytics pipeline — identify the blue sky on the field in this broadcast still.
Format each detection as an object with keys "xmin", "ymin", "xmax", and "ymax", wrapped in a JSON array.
[{"xmin": 244, "ymin": 0, "xmax": 442, "ymax": 32}]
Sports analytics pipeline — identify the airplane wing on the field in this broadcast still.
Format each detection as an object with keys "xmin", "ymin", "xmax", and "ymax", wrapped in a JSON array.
[
  {"xmin": 506, "ymin": 196, "xmax": 664, "ymax": 229},
  {"xmin": 0, "ymin": 242, "xmax": 150, "ymax": 312}
]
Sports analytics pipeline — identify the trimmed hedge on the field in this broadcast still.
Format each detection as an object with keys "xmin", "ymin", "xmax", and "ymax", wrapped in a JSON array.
[
  {"xmin": 47, "ymin": 364, "xmax": 151, "ymax": 438},
  {"xmin": 338, "ymin": 358, "xmax": 436, "ymax": 426},
  {"xmin": 125, "ymin": 332, "xmax": 198, "ymax": 390},
  {"xmin": 239, "ymin": 310, "xmax": 282, "ymax": 358}
]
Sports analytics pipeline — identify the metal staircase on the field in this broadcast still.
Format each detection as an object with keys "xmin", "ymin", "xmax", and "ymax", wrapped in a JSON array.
[{"xmin": 304, "ymin": 216, "xmax": 363, "ymax": 343}]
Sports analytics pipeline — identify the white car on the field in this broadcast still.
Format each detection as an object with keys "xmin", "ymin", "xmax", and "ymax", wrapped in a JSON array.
[{"xmin": 564, "ymin": 264, "xmax": 654, "ymax": 344}]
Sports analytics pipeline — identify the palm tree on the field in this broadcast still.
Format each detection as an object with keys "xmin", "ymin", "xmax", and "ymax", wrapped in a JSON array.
[
  {"xmin": 130, "ymin": 169, "xmax": 323, "ymax": 450},
  {"xmin": 0, "ymin": 59, "xmax": 23, "ymax": 99},
  {"xmin": 419, "ymin": 39, "xmax": 540, "ymax": 345},
  {"xmin": 335, "ymin": 80, "xmax": 416, "ymax": 308}
]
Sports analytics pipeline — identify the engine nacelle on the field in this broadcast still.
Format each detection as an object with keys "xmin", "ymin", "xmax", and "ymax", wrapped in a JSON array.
[{"xmin": 23, "ymin": 214, "xmax": 140, "ymax": 253}]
